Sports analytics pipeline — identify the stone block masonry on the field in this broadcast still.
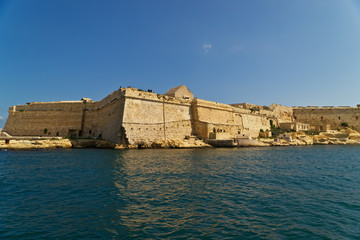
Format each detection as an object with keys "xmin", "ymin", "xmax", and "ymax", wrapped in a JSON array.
[
  {"xmin": 121, "ymin": 89, "xmax": 193, "ymax": 145},
  {"xmin": 5, "ymin": 101, "xmax": 91, "ymax": 137},
  {"xmin": 4, "ymin": 86, "xmax": 288, "ymax": 146},
  {"xmin": 293, "ymin": 107, "xmax": 360, "ymax": 132}
]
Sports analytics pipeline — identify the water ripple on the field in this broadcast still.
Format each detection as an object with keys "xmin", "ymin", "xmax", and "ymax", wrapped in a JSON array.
[{"xmin": 1, "ymin": 146, "xmax": 360, "ymax": 239}]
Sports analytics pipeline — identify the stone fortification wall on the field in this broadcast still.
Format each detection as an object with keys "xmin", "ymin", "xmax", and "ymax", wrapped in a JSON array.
[
  {"xmin": 231, "ymin": 103, "xmax": 292, "ymax": 127},
  {"xmin": 269, "ymin": 104, "xmax": 293, "ymax": 123},
  {"xmin": 241, "ymin": 114, "xmax": 272, "ymax": 137},
  {"xmin": 92, "ymin": 89, "xmax": 125, "ymax": 143},
  {"xmin": 4, "ymin": 89, "xmax": 126, "ymax": 140},
  {"xmin": 4, "ymin": 101, "xmax": 94, "ymax": 137},
  {"xmin": 122, "ymin": 88, "xmax": 193, "ymax": 145},
  {"xmin": 4, "ymin": 86, "xmax": 280, "ymax": 145},
  {"xmin": 293, "ymin": 107, "xmax": 360, "ymax": 131},
  {"xmin": 192, "ymin": 99, "xmax": 243, "ymax": 140},
  {"xmin": 192, "ymin": 99, "xmax": 272, "ymax": 139}
]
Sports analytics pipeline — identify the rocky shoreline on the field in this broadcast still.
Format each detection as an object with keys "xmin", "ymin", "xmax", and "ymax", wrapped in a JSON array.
[
  {"xmin": 258, "ymin": 128, "xmax": 360, "ymax": 147},
  {"xmin": 0, "ymin": 138, "xmax": 73, "ymax": 150},
  {"xmin": 0, "ymin": 137, "xmax": 212, "ymax": 150},
  {"xmin": 1, "ymin": 128, "xmax": 360, "ymax": 150}
]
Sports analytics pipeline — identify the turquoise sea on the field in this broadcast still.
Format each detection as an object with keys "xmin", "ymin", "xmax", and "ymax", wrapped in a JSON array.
[{"xmin": 1, "ymin": 146, "xmax": 360, "ymax": 239}]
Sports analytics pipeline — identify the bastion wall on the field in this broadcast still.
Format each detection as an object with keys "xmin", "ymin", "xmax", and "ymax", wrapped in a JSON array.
[
  {"xmin": 192, "ymin": 99, "xmax": 272, "ymax": 139},
  {"xmin": 269, "ymin": 104, "xmax": 294, "ymax": 123},
  {"xmin": 293, "ymin": 107, "xmax": 360, "ymax": 131},
  {"xmin": 121, "ymin": 88, "xmax": 193, "ymax": 145},
  {"xmin": 4, "ymin": 89, "xmax": 126, "ymax": 142},
  {"xmin": 5, "ymin": 101, "xmax": 92, "ymax": 137},
  {"xmin": 93, "ymin": 89, "xmax": 125, "ymax": 143},
  {"xmin": 4, "ymin": 87, "xmax": 279, "ymax": 145},
  {"xmin": 192, "ymin": 99, "xmax": 243, "ymax": 140}
]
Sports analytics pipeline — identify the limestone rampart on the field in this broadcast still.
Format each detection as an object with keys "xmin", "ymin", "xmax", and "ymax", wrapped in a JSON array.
[
  {"xmin": 293, "ymin": 107, "xmax": 360, "ymax": 131},
  {"xmin": 241, "ymin": 114, "xmax": 272, "ymax": 137},
  {"xmin": 269, "ymin": 104, "xmax": 294, "ymax": 123},
  {"xmin": 192, "ymin": 99, "xmax": 243, "ymax": 140},
  {"xmin": 192, "ymin": 99, "xmax": 273, "ymax": 139},
  {"xmin": 4, "ymin": 89, "xmax": 125, "ymax": 140},
  {"xmin": 4, "ymin": 86, "xmax": 287, "ymax": 146},
  {"xmin": 5, "ymin": 101, "xmax": 91, "ymax": 137},
  {"xmin": 122, "ymin": 88, "xmax": 193, "ymax": 145}
]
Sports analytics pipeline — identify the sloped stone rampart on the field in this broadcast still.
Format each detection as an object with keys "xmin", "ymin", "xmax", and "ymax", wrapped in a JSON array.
[
  {"xmin": 4, "ymin": 89, "xmax": 125, "ymax": 141},
  {"xmin": 192, "ymin": 99, "xmax": 272, "ymax": 139},
  {"xmin": 4, "ymin": 87, "xmax": 280, "ymax": 145},
  {"xmin": 293, "ymin": 107, "xmax": 360, "ymax": 131},
  {"xmin": 5, "ymin": 102, "xmax": 89, "ymax": 137},
  {"xmin": 122, "ymin": 89, "xmax": 193, "ymax": 145}
]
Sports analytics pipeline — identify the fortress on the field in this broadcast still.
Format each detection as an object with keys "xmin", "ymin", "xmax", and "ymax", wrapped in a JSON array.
[{"xmin": 4, "ymin": 85, "xmax": 360, "ymax": 147}]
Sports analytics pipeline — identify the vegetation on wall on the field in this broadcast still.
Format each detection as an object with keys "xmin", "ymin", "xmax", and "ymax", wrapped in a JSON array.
[
  {"xmin": 271, "ymin": 128, "xmax": 284, "ymax": 137},
  {"xmin": 270, "ymin": 120, "xmax": 275, "ymax": 129},
  {"xmin": 250, "ymin": 107, "xmax": 260, "ymax": 113},
  {"xmin": 271, "ymin": 127, "xmax": 295, "ymax": 138},
  {"xmin": 304, "ymin": 130, "xmax": 320, "ymax": 135},
  {"xmin": 341, "ymin": 122, "xmax": 349, "ymax": 127}
]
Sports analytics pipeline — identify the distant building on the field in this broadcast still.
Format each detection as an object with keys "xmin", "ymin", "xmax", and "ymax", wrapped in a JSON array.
[
  {"xmin": 314, "ymin": 124, "xmax": 331, "ymax": 132},
  {"xmin": 279, "ymin": 122, "xmax": 310, "ymax": 131},
  {"xmin": 164, "ymin": 85, "xmax": 194, "ymax": 100}
]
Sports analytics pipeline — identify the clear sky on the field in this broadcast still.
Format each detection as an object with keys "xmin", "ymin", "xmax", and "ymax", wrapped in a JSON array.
[{"xmin": 1, "ymin": 0, "xmax": 360, "ymax": 127}]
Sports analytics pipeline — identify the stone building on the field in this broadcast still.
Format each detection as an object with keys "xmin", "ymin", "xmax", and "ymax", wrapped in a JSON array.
[
  {"xmin": 164, "ymin": 85, "xmax": 194, "ymax": 100},
  {"xmin": 279, "ymin": 122, "xmax": 311, "ymax": 131}
]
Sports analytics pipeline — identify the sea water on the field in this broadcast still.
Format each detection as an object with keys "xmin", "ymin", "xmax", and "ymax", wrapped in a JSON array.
[{"xmin": 0, "ymin": 146, "xmax": 359, "ymax": 239}]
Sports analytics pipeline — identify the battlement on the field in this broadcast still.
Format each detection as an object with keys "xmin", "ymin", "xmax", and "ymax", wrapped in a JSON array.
[{"xmin": 293, "ymin": 106, "xmax": 357, "ymax": 110}]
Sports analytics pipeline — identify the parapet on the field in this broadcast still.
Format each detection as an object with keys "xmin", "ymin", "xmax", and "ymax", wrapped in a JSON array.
[
  {"xmin": 124, "ymin": 87, "xmax": 193, "ymax": 105},
  {"xmin": 293, "ymin": 106, "xmax": 357, "ymax": 110}
]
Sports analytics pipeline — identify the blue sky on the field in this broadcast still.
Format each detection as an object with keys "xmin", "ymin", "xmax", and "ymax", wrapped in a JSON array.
[{"xmin": 1, "ymin": 0, "xmax": 360, "ymax": 127}]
